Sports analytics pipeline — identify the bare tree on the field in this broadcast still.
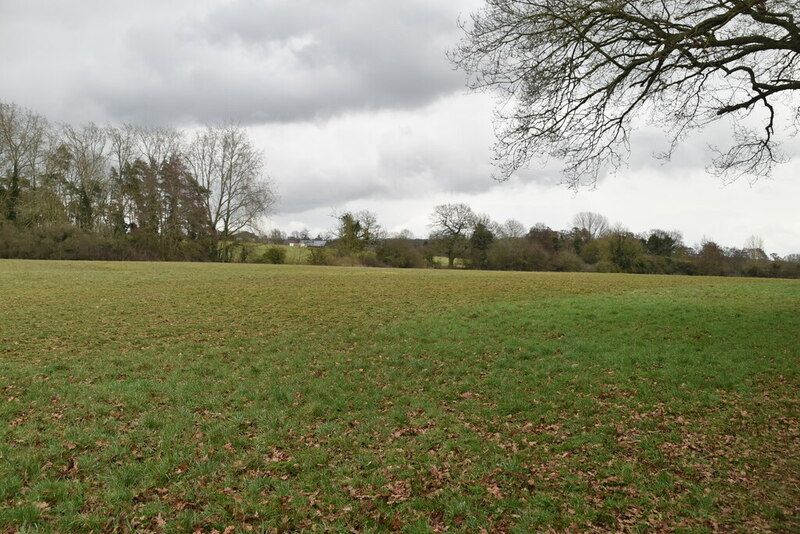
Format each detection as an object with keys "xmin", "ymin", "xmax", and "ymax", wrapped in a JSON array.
[
  {"xmin": 186, "ymin": 125, "xmax": 277, "ymax": 258},
  {"xmin": 429, "ymin": 203, "xmax": 476, "ymax": 267},
  {"xmin": 498, "ymin": 218, "xmax": 526, "ymax": 239},
  {"xmin": 106, "ymin": 124, "xmax": 139, "ymax": 233},
  {"xmin": 266, "ymin": 228, "xmax": 287, "ymax": 244},
  {"xmin": 744, "ymin": 234, "xmax": 767, "ymax": 259},
  {"xmin": 107, "ymin": 125, "xmax": 138, "ymax": 177},
  {"xmin": 289, "ymin": 228, "xmax": 311, "ymax": 241},
  {"xmin": 353, "ymin": 210, "xmax": 383, "ymax": 242},
  {"xmin": 0, "ymin": 102, "xmax": 49, "ymax": 222},
  {"xmin": 573, "ymin": 212, "xmax": 609, "ymax": 239},
  {"xmin": 394, "ymin": 228, "xmax": 415, "ymax": 240},
  {"xmin": 452, "ymin": 0, "xmax": 800, "ymax": 187},
  {"xmin": 137, "ymin": 126, "xmax": 182, "ymax": 170},
  {"xmin": 61, "ymin": 123, "xmax": 108, "ymax": 229}
]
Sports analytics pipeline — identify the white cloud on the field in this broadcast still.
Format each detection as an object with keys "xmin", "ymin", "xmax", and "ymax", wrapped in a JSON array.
[
  {"xmin": 250, "ymin": 92, "xmax": 497, "ymax": 213},
  {"xmin": 258, "ymin": 92, "xmax": 800, "ymax": 256}
]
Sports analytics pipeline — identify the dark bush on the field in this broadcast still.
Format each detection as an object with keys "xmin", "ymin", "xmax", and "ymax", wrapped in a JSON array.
[
  {"xmin": 376, "ymin": 239, "xmax": 425, "ymax": 268},
  {"xmin": 357, "ymin": 252, "xmax": 383, "ymax": 267},
  {"xmin": 488, "ymin": 239, "xmax": 551, "ymax": 271},
  {"xmin": 307, "ymin": 248, "xmax": 330, "ymax": 266},
  {"xmin": 260, "ymin": 246, "xmax": 286, "ymax": 264},
  {"xmin": 553, "ymin": 250, "xmax": 585, "ymax": 272}
]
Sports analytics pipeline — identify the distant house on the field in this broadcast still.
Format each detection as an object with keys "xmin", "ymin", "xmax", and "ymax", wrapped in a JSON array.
[{"xmin": 289, "ymin": 240, "xmax": 327, "ymax": 248}]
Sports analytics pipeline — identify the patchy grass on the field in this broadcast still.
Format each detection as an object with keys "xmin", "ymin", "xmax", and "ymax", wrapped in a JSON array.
[{"xmin": 0, "ymin": 260, "xmax": 798, "ymax": 533}]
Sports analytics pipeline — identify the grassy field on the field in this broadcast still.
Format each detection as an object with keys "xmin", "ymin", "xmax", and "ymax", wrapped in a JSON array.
[{"xmin": 1, "ymin": 260, "xmax": 798, "ymax": 533}]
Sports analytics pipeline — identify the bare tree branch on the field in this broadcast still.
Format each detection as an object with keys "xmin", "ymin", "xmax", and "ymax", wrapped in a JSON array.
[
  {"xmin": 186, "ymin": 125, "xmax": 277, "ymax": 257},
  {"xmin": 452, "ymin": 0, "xmax": 800, "ymax": 187}
]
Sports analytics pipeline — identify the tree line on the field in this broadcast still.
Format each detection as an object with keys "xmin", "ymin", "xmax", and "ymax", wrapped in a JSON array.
[
  {"xmin": 0, "ymin": 101, "xmax": 275, "ymax": 261},
  {"xmin": 253, "ymin": 205, "xmax": 798, "ymax": 279},
  {"xmin": 2, "ymin": 100, "xmax": 797, "ymax": 278}
]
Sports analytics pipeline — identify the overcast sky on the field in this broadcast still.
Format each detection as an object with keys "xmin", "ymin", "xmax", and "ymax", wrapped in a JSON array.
[{"xmin": 1, "ymin": 0, "xmax": 798, "ymax": 254}]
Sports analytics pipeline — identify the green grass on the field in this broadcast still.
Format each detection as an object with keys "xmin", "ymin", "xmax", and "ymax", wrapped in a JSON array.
[{"xmin": 1, "ymin": 260, "xmax": 798, "ymax": 532}]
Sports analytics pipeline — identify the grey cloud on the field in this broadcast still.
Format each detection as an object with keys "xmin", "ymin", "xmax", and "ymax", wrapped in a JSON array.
[
  {"xmin": 270, "ymin": 142, "xmax": 496, "ymax": 215},
  {"xmin": 54, "ymin": 0, "xmax": 475, "ymax": 125},
  {"xmin": 259, "ymin": 89, "xmax": 578, "ymax": 217},
  {"xmin": 258, "ymin": 94, "xmax": 501, "ymax": 215}
]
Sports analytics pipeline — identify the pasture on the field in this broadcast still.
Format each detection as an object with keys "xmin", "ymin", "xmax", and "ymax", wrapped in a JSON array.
[{"xmin": 0, "ymin": 260, "xmax": 798, "ymax": 532}]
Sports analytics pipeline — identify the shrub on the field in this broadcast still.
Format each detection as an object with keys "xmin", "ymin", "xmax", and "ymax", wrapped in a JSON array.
[
  {"xmin": 307, "ymin": 248, "xmax": 330, "ymax": 266},
  {"xmin": 332, "ymin": 251, "xmax": 382, "ymax": 267},
  {"xmin": 579, "ymin": 240, "xmax": 602, "ymax": 264},
  {"xmin": 487, "ymin": 239, "xmax": 551, "ymax": 271},
  {"xmin": 260, "ymin": 246, "xmax": 286, "ymax": 264},
  {"xmin": 358, "ymin": 252, "xmax": 383, "ymax": 267},
  {"xmin": 238, "ymin": 245, "xmax": 253, "ymax": 263},
  {"xmin": 376, "ymin": 239, "xmax": 425, "ymax": 268},
  {"xmin": 553, "ymin": 250, "xmax": 585, "ymax": 272},
  {"xmin": 594, "ymin": 260, "xmax": 619, "ymax": 273},
  {"xmin": 603, "ymin": 233, "xmax": 644, "ymax": 273}
]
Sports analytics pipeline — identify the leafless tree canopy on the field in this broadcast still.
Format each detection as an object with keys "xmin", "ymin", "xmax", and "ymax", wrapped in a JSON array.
[
  {"xmin": 429, "ymin": 203, "xmax": 476, "ymax": 239},
  {"xmin": 573, "ymin": 211, "xmax": 609, "ymax": 239},
  {"xmin": 499, "ymin": 218, "xmax": 527, "ymax": 238},
  {"xmin": 61, "ymin": 123, "xmax": 109, "ymax": 229},
  {"xmin": 452, "ymin": 0, "xmax": 800, "ymax": 187},
  {"xmin": 1, "ymin": 100, "xmax": 279, "ymax": 261},
  {"xmin": 186, "ymin": 125, "xmax": 276, "ymax": 239},
  {"xmin": 0, "ymin": 103, "xmax": 49, "ymax": 220},
  {"xmin": 429, "ymin": 203, "xmax": 477, "ymax": 267}
]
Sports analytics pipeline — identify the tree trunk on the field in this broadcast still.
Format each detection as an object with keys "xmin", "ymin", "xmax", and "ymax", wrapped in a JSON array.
[{"xmin": 6, "ymin": 162, "xmax": 20, "ymax": 222}]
